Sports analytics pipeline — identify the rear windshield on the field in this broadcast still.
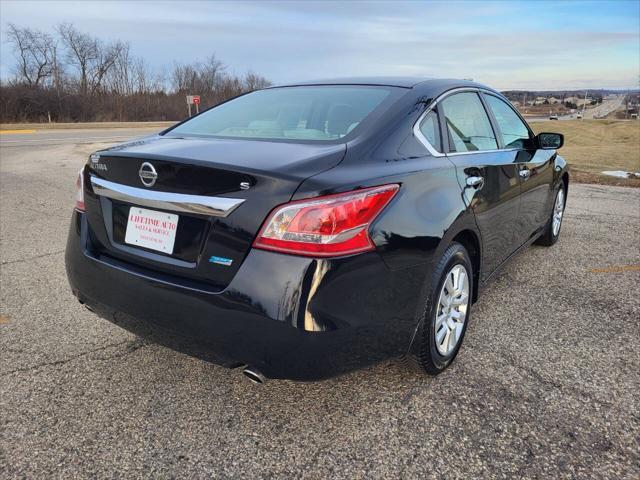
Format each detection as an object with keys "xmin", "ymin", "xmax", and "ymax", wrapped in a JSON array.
[{"xmin": 166, "ymin": 86, "xmax": 394, "ymax": 142}]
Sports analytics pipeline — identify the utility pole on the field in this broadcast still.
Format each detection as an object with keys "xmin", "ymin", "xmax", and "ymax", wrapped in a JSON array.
[
  {"xmin": 582, "ymin": 90, "xmax": 588, "ymax": 118},
  {"xmin": 625, "ymin": 89, "xmax": 630, "ymax": 119}
]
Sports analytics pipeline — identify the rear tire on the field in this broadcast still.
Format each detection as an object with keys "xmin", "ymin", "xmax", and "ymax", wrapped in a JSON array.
[
  {"xmin": 536, "ymin": 185, "xmax": 566, "ymax": 247},
  {"xmin": 411, "ymin": 242, "xmax": 473, "ymax": 375}
]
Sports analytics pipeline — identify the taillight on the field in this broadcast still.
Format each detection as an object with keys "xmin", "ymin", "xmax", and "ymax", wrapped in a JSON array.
[
  {"xmin": 253, "ymin": 184, "xmax": 399, "ymax": 257},
  {"xmin": 75, "ymin": 167, "xmax": 85, "ymax": 212}
]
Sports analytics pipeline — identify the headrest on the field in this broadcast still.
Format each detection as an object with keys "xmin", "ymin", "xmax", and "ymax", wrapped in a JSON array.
[
  {"xmin": 277, "ymin": 105, "xmax": 301, "ymax": 130},
  {"xmin": 327, "ymin": 104, "xmax": 357, "ymax": 136}
]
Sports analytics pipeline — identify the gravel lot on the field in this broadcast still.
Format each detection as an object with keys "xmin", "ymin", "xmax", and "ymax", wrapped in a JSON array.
[{"xmin": 1, "ymin": 132, "xmax": 639, "ymax": 479}]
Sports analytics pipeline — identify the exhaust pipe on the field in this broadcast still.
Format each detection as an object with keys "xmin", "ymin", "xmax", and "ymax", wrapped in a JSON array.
[{"xmin": 242, "ymin": 367, "xmax": 267, "ymax": 385}]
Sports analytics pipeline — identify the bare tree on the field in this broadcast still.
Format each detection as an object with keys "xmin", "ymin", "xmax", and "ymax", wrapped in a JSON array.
[
  {"xmin": 57, "ymin": 23, "xmax": 123, "ymax": 95},
  {"xmin": 244, "ymin": 71, "xmax": 272, "ymax": 91},
  {"xmin": 57, "ymin": 23, "xmax": 95, "ymax": 94},
  {"xmin": 1, "ymin": 23, "xmax": 271, "ymax": 123},
  {"xmin": 90, "ymin": 40, "xmax": 124, "ymax": 95},
  {"xmin": 5, "ymin": 23, "xmax": 57, "ymax": 86},
  {"xmin": 172, "ymin": 55, "xmax": 226, "ymax": 95},
  {"xmin": 171, "ymin": 62, "xmax": 199, "ymax": 93},
  {"xmin": 200, "ymin": 54, "xmax": 225, "ymax": 92},
  {"xmin": 133, "ymin": 58, "xmax": 155, "ymax": 94},
  {"xmin": 106, "ymin": 44, "xmax": 126, "ymax": 95}
]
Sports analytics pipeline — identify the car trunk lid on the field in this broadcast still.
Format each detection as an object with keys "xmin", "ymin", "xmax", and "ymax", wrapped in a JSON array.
[{"xmin": 83, "ymin": 135, "xmax": 345, "ymax": 291}]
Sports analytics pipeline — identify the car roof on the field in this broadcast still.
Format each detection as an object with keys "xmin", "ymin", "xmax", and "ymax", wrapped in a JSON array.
[
  {"xmin": 277, "ymin": 77, "xmax": 431, "ymax": 88},
  {"xmin": 273, "ymin": 77, "xmax": 497, "ymax": 93}
]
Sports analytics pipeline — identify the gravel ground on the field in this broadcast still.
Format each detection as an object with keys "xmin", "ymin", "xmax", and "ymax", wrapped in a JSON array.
[{"xmin": 1, "ymin": 136, "xmax": 639, "ymax": 479}]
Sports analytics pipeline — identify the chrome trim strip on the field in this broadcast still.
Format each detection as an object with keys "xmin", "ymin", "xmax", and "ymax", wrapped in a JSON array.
[
  {"xmin": 442, "ymin": 147, "xmax": 520, "ymax": 156},
  {"xmin": 413, "ymin": 114, "xmax": 446, "ymax": 157},
  {"xmin": 90, "ymin": 176, "xmax": 245, "ymax": 217},
  {"xmin": 413, "ymin": 87, "xmax": 480, "ymax": 157},
  {"xmin": 413, "ymin": 86, "xmax": 520, "ymax": 157}
]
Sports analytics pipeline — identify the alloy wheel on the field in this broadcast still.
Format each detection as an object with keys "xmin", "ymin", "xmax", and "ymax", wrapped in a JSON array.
[
  {"xmin": 434, "ymin": 264, "xmax": 469, "ymax": 356},
  {"xmin": 552, "ymin": 188, "xmax": 565, "ymax": 237}
]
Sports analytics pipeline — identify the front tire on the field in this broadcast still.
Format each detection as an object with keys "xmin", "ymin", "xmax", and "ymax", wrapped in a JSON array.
[
  {"xmin": 536, "ymin": 185, "xmax": 566, "ymax": 246},
  {"xmin": 411, "ymin": 243, "xmax": 473, "ymax": 375}
]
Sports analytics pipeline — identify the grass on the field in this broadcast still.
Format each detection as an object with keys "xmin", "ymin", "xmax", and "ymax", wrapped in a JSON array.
[{"xmin": 531, "ymin": 120, "xmax": 640, "ymax": 187}]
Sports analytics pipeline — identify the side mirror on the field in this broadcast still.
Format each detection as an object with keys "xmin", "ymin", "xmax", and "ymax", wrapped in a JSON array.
[{"xmin": 537, "ymin": 132, "xmax": 564, "ymax": 150}]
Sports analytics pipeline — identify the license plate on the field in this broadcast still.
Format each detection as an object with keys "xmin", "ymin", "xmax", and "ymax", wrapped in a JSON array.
[{"xmin": 125, "ymin": 207, "xmax": 179, "ymax": 254}]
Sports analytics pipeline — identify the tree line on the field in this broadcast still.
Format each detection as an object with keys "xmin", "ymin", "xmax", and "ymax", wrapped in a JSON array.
[{"xmin": 1, "ymin": 23, "xmax": 271, "ymax": 123}]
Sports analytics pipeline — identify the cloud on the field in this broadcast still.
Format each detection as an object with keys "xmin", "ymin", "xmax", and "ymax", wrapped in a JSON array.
[{"xmin": 1, "ymin": 0, "xmax": 638, "ymax": 89}]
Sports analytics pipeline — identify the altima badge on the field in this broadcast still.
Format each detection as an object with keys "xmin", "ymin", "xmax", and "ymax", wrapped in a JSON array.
[
  {"xmin": 139, "ymin": 162, "xmax": 157, "ymax": 187},
  {"xmin": 89, "ymin": 153, "xmax": 107, "ymax": 171}
]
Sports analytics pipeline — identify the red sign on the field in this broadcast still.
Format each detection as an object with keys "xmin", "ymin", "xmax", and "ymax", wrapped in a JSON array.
[{"xmin": 192, "ymin": 95, "xmax": 201, "ymax": 105}]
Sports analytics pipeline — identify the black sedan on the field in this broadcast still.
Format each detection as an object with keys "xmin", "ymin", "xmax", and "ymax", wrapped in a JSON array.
[{"xmin": 65, "ymin": 77, "xmax": 568, "ymax": 382}]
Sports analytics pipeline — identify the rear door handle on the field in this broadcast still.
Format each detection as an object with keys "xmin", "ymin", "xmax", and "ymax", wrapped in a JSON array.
[
  {"xmin": 519, "ymin": 169, "xmax": 531, "ymax": 179},
  {"xmin": 466, "ymin": 176, "xmax": 484, "ymax": 188}
]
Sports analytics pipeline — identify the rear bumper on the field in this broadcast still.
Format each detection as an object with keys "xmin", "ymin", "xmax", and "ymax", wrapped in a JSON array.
[{"xmin": 65, "ymin": 211, "xmax": 424, "ymax": 380}]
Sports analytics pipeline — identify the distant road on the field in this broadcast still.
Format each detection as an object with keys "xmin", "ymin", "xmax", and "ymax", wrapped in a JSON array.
[
  {"xmin": 0, "ymin": 127, "xmax": 163, "ymax": 148},
  {"xmin": 582, "ymin": 95, "xmax": 625, "ymax": 119},
  {"xmin": 526, "ymin": 94, "xmax": 625, "ymax": 122}
]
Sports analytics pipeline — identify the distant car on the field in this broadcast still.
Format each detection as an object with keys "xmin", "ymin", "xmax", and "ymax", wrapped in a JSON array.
[
  {"xmin": 576, "ymin": 113, "xmax": 583, "ymax": 119},
  {"xmin": 549, "ymin": 114, "xmax": 559, "ymax": 120},
  {"xmin": 66, "ymin": 77, "xmax": 569, "ymax": 382}
]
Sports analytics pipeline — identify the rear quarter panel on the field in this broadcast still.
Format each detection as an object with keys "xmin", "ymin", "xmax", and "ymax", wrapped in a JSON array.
[{"xmin": 293, "ymin": 131, "xmax": 478, "ymax": 354}]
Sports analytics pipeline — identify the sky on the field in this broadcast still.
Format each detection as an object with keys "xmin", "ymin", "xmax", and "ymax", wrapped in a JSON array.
[{"xmin": 1, "ymin": 0, "xmax": 638, "ymax": 90}]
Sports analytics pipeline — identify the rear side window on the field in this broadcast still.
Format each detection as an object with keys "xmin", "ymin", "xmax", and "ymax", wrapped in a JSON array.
[
  {"xmin": 441, "ymin": 92, "xmax": 497, "ymax": 152},
  {"xmin": 484, "ymin": 94, "xmax": 532, "ymax": 149},
  {"xmin": 419, "ymin": 110, "xmax": 442, "ymax": 152}
]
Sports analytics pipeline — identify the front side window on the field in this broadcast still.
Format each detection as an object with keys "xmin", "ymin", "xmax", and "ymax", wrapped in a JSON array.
[
  {"xmin": 441, "ymin": 92, "xmax": 497, "ymax": 152},
  {"xmin": 484, "ymin": 94, "xmax": 532, "ymax": 149},
  {"xmin": 166, "ymin": 86, "xmax": 394, "ymax": 142},
  {"xmin": 419, "ymin": 109, "xmax": 442, "ymax": 152}
]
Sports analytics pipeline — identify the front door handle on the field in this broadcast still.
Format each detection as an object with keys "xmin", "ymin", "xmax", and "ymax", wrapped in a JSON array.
[
  {"xmin": 466, "ymin": 176, "xmax": 484, "ymax": 188},
  {"xmin": 519, "ymin": 169, "xmax": 531, "ymax": 179}
]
